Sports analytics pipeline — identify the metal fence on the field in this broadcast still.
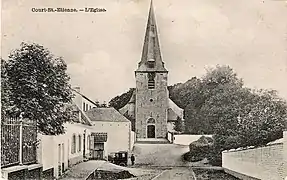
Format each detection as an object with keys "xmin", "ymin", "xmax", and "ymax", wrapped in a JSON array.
[{"xmin": 1, "ymin": 116, "xmax": 37, "ymax": 168}]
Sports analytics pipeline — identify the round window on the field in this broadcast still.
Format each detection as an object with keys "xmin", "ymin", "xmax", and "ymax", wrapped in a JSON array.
[{"xmin": 150, "ymin": 98, "xmax": 153, "ymax": 102}]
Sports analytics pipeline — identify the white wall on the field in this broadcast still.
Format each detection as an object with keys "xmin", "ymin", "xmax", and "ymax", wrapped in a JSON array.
[
  {"xmin": 82, "ymin": 98, "xmax": 96, "ymax": 112},
  {"xmin": 91, "ymin": 121, "xmax": 131, "ymax": 153},
  {"xmin": 73, "ymin": 87, "xmax": 96, "ymax": 112},
  {"xmin": 173, "ymin": 134, "xmax": 213, "ymax": 145},
  {"xmin": 130, "ymin": 131, "xmax": 135, "ymax": 151},
  {"xmin": 284, "ymin": 131, "xmax": 287, "ymax": 179},
  {"xmin": 222, "ymin": 131, "xmax": 287, "ymax": 180},
  {"xmin": 167, "ymin": 131, "xmax": 173, "ymax": 143},
  {"xmin": 37, "ymin": 123, "xmax": 92, "ymax": 178}
]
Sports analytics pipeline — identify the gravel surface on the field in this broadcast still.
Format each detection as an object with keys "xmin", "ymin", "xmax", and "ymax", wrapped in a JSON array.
[{"xmin": 194, "ymin": 169, "xmax": 239, "ymax": 180}]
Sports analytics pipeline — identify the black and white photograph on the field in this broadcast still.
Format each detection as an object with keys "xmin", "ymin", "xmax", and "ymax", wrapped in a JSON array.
[{"xmin": 1, "ymin": 0, "xmax": 287, "ymax": 179}]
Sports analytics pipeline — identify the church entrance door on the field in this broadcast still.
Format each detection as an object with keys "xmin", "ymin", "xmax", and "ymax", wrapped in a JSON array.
[{"xmin": 147, "ymin": 125, "xmax": 155, "ymax": 138}]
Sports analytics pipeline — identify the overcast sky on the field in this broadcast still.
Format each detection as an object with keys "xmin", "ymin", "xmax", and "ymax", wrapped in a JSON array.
[{"xmin": 2, "ymin": 0, "xmax": 287, "ymax": 103}]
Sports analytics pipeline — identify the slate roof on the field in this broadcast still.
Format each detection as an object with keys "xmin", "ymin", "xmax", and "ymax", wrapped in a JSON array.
[
  {"xmin": 86, "ymin": 107, "xmax": 130, "ymax": 123},
  {"xmin": 136, "ymin": 0, "xmax": 167, "ymax": 72},
  {"xmin": 72, "ymin": 88, "xmax": 99, "ymax": 107}
]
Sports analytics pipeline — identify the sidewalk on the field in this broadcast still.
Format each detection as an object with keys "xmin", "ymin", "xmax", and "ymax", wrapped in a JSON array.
[{"xmin": 59, "ymin": 160, "xmax": 162, "ymax": 180}]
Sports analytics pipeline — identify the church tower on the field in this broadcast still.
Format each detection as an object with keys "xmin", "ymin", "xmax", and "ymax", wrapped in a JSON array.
[{"xmin": 135, "ymin": 0, "xmax": 169, "ymax": 139}]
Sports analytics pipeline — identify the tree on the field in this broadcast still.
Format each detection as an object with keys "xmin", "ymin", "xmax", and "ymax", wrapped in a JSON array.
[
  {"xmin": 109, "ymin": 88, "xmax": 134, "ymax": 110},
  {"xmin": 237, "ymin": 90, "xmax": 287, "ymax": 147},
  {"xmin": 1, "ymin": 59, "xmax": 12, "ymax": 116},
  {"xmin": 174, "ymin": 116, "xmax": 184, "ymax": 132},
  {"xmin": 3, "ymin": 42, "xmax": 73, "ymax": 135}
]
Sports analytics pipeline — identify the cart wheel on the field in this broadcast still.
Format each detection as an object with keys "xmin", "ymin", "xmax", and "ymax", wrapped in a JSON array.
[{"xmin": 119, "ymin": 162, "xmax": 125, "ymax": 166}]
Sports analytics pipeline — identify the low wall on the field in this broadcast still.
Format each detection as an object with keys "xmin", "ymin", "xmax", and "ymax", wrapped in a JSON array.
[
  {"xmin": 222, "ymin": 143, "xmax": 285, "ymax": 180},
  {"xmin": 167, "ymin": 132, "xmax": 173, "ymax": 143},
  {"xmin": 130, "ymin": 131, "xmax": 135, "ymax": 151},
  {"xmin": 173, "ymin": 134, "xmax": 213, "ymax": 145}
]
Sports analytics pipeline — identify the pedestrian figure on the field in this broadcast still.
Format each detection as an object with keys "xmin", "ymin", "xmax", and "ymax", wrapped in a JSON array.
[{"xmin": 131, "ymin": 154, "xmax": 135, "ymax": 165}]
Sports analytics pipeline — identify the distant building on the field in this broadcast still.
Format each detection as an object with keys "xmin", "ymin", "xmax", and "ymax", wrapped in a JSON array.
[
  {"xmin": 86, "ymin": 107, "xmax": 135, "ymax": 153},
  {"xmin": 119, "ymin": 1, "xmax": 183, "ymax": 140}
]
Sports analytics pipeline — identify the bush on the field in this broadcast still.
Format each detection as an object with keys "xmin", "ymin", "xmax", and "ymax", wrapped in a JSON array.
[{"xmin": 185, "ymin": 144, "xmax": 211, "ymax": 162}]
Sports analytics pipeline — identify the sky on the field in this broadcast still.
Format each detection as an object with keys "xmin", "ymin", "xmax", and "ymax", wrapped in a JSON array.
[{"xmin": 2, "ymin": 0, "xmax": 287, "ymax": 103}]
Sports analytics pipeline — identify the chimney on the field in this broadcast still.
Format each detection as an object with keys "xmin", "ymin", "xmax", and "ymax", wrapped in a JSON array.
[{"xmin": 73, "ymin": 86, "xmax": 81, "ymax": 93}]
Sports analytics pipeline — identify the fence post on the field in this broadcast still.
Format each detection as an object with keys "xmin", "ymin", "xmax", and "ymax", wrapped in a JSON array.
[{"xmin": 19, "ymin": 114, "xmax": 23, "ymax": 165}]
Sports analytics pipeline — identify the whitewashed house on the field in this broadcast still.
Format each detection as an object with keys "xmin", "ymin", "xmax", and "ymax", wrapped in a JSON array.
[
  {"xmin": 37, "ymin": 87, "xmax": 106, "ymax": 179},
  {"xmin": 86, "ymin": 107, "xmax": 135, "ymax": 154},
  {"xmin": 37, "ymin": 103, "xmax": 94, "ymax": 178}
]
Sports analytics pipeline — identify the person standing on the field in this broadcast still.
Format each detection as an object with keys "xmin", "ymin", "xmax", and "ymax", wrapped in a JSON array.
[{"xmin": 131, "ymin": 154, "xmax": 135, "ymax": 165}]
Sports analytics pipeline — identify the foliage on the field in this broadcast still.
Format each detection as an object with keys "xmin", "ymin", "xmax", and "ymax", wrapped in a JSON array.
[
  {"xmin": 109, "ymin": 88, "xmax": 134, "ymax": 110},
  {"xmin": 172, "ymin": 65, "xmax": 287, "ymax": 165},
  {"xmin": 1, "ymin": 59, "xmax": 12, "ymax": 115},
  {"xmin": 193, "ymin": 169, "xmax": 239, "ymax": 180},
  {"xmin": 183, "ymin": 136, "xmax": 214, "ymax": 163},
  {"xmin": 174, "ymin": 116, "xmax": 184, "ymax": 132},
  {"xmin": 2, "ymin": 42, "xmax": 73, "ymax": 135}
]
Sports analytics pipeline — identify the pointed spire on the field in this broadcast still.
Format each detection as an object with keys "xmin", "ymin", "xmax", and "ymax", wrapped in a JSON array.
[{"xmin": 136, "ymin": 0, "xmax": 167, "ymax": 72}]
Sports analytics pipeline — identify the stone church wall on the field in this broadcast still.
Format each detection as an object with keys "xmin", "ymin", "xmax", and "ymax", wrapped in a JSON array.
[{"xmin": 135, "ymin": 72, "xmax": 169, "ymax": 138}]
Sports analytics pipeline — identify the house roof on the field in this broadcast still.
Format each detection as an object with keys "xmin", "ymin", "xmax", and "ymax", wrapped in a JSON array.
[
  {"xmin": 86, "ymin": 107, "xmax": 130, "ymax": 123},
  {"xmin": 70, "ymin": 103, "xmax": 93, "ymax": 126},
  {"xmin": 72, "ymin": 88, "xmax": 99, "ymax": 107}
]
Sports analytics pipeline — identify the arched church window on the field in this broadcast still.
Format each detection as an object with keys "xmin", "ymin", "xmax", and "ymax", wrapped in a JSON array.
[{"xmin": 147, "ymin": 118, "xmax": 155, "ymax": 124}]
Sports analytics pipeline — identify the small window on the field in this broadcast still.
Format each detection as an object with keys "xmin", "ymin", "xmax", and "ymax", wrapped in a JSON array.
[
  {"xmin": 150, "ymin": 98, "xmax": 153, "ymax": 102},
  {"xmin": 148, "ymin": 80, "xmax": 155, "ymax": 89},
  {"xmin": 87, "ymin": 135, "xmax": 90, "ymax": 150},
  {"xmin": 148, "ymin": 73, "xmax": 155, "ymax": 89},
  {"xmin": 150, "ymin": 24, "xmax": 155, "ymax": 32},
  {"xmin": 148, "ymin": 59, "xmax": 155, "ymax": 68},
  {"xmin": 71, "ymin": 134, "xmax": 76, "ymax": 154},
  {"xmin": 78, "ymin": 135, "xmax": 81, "ymax": 152},
  {"xmin": 83, "ymin": 102, "xmax": 85, "ymax": 111}
]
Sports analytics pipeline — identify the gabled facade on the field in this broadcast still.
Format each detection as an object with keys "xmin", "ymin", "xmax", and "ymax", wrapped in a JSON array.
[{"xmin": 86, "ymin": 107, "xmax": 135, "ymax": 153}]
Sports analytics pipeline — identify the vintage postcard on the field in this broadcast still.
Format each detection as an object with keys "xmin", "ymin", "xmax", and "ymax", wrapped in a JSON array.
[{"xmin": 1, "ymin": 0, "xmax": 287, "ymax": 179}]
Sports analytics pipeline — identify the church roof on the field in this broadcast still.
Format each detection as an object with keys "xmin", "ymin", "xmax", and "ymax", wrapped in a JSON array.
[
  {"xmin": 86, "ymin": 107, "xmax": 130, "ymax": 123},
  {"xmin": 136, "ymin": 0, "xmax": 167, "ymax": 72},
  {"xmin": 168, "ymin": 99, "xmax": 184, "ymax": 119}
]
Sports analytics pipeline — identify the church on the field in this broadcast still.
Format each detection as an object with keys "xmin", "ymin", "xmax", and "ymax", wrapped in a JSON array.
[{"xmin": 119, "ymin": 1, "xmax": 184, "ymax": 140}]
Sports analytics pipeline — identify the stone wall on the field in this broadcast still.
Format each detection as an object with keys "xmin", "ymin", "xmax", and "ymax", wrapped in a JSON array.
[
  {"xmin": 173, "ymin": 134, "xmax": 213, "ymax": 145},
  {"xmin": 222, "ymin": 131, "xmax": 287, "ymax": 180}
]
